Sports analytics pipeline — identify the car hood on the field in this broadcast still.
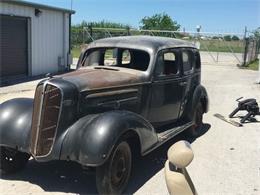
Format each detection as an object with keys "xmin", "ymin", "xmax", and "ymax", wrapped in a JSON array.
[{"xmin": 57, "ymin": 67, "xmax": 145, "ymax": 91}]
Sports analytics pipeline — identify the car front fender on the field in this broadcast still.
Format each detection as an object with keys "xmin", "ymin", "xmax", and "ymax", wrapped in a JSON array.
[
  {"xmin": 60, "ymin": 110, "xmax": 158, "ymax": 166},
  {"xmin": 0, "ymin": 98, "xmax": 33, "ymax": 153}
]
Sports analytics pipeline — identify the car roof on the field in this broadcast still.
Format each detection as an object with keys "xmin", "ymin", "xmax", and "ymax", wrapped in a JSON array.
[{"xmin": 87, "ymin": 36, "xmax": 196, "ymax": 53}]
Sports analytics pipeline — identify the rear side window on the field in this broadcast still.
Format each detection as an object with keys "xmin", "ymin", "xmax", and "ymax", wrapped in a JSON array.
[
  {"xmin": 104, "ymin": 49, "xmax": 116, "ymax": 66},
  {"xmin": 182, "ymin": 50, "xmax": 193, "ymax": 73},
  {"xmin": 122, "ymin": 50, "xmax": 131, "ymax": 64},
  {"xmin": 194, "ymin": 51, "xmax": 201, "ymax": 69}
]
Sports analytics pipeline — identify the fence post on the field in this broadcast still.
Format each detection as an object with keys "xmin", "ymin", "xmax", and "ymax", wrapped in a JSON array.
[
  {"xmin": 82, "ymin": 26, "xmax": 84, "ymax": 44},
  {"xmin": 126, "ymin": 26, "xmax": 130, "ymax": 36},
  {"xmin": 242, "ymin": 27, "xmax": 248, "ymax": 66},
  {"xmin": 257, "ymin": 57, "xmax": 260, "ymax": 84},
  {"xmin": 89, "ymin": 23, "xmax": 93, "ymax": 37},
  {"xmin": 243, "ymin": 38, "xmax": 249, "ymax": 66},
  {"xmin": 216, "ymin": 37, "xmax": 220, "ymax": 63}
]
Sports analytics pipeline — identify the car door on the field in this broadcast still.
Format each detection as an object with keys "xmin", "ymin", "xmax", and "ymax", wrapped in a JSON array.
[
  {"xmin": 178, "ymin": 48, "xmax": 197, "ymax": 118},
  {"xmin": 148, "ymin": 49, "xmax": 187, "ymax": 126}
]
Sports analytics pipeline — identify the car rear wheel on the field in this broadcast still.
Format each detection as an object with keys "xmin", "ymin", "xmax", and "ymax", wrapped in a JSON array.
[
  {"xmin": 96, "ymin": 141, "xmax": 132, "ymax": 195},
  {"xmin": 187, "ymin": 102, "xmax": 204, "ymax": 137},
  {"xmin": 0, "ymin": 146, "xmax": 30, "ymax": 174}
]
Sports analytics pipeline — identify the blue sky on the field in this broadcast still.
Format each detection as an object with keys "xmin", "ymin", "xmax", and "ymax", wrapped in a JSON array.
[{"xmin": 29, "ymin": 0, "xmax": 259, "ymax": 33}]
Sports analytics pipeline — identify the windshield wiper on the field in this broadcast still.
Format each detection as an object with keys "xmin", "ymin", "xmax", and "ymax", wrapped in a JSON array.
[{"xmin": 94, "ymin": 66, "xmax": 119, "ymax": 71}]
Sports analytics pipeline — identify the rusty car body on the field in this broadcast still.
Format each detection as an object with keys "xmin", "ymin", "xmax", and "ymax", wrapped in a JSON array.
[{"xmin": 0, "ymin": 36, "xmax": 209, "ymax": 194}]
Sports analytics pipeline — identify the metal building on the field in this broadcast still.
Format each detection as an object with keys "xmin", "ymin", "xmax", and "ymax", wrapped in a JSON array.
[{"xmin": 0, "ymin": 0, "xmax": 75, "ymax": 79}]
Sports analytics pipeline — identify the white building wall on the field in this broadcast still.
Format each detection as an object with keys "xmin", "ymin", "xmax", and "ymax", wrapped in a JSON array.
[{"xmin": 0, "ymin": 2, "xmax": 70, "ymax": 76}]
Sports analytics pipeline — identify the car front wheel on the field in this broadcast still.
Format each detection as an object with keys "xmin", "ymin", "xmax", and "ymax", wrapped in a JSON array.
[
  {"xmin": 96, "ymin": 141, "xmax": 132, "ymax": 195},
  {"xmin": 0, "ymin": 146, "xmax": 30, "ymax": 174}
]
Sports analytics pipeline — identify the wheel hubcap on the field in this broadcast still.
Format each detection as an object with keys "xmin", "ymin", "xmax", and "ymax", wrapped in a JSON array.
[{"xmin": 110, "ymin": 146, "xmax": 130, "ymax": 189}]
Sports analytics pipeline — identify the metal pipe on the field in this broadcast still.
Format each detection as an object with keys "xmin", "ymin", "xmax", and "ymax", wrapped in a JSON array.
[
  {"xmin": 90, "ymin": 27, "xmax": 244, "ymax": 36},
  {"xmin": 257, "ymin": 56, "xmax": 260, "ymax": 84}
]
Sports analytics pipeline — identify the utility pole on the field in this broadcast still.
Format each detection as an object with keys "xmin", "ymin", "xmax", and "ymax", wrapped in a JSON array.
[
  {"xmin": 195, "ymin": 25, "xmax": 201, "ymax": 49},
  {"xmin": 70, "ymin": 0, "xmax": 73, "ymax": 10}
]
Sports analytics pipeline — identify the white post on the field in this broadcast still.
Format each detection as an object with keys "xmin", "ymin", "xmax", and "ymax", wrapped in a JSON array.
[{"xmin": 257, "ymin": 58, "xmax": 260, "ymax": 84}]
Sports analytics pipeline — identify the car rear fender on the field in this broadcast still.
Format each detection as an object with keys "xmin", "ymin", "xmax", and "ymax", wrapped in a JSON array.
[
  {"xmin": 60, "ymin": 110, "xmax": 158, "ymax": 166},
  {"xmin": 192, "ymin": 85, "xmax": 209, "ymax": 114}
]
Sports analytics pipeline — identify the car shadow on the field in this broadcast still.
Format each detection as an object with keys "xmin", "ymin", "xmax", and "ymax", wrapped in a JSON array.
[
  {"xmin": 0, "ymin": 123, "xmax": 211, "ymax": 195},
  {"xmin": 0, "ymin": 74, "xmax": 46, "ymax": 87},
  {"xmin": 237, "ymin": 116, "xmax": 260, "ymax": 124},
  {"xmin": 0, "ymin": 69, "xmax": 75, "ymax": 87},
  {"xmin": 126, "ymin": 123, "xmax": 211, "ymax": 194},
  {"xmin": 229, "ymin": 115, "xmax": 260, "ymax": 124}
]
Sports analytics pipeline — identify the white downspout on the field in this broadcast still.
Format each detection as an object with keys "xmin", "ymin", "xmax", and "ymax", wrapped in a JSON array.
[{"xmin": 63, "ymin": 12, "xmax": 66, "ymax": 70}]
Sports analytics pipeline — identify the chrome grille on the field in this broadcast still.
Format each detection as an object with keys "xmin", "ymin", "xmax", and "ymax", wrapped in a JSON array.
[{"xmin": 31, "ymin": 84, "xmax": 61, "ymax": 156}]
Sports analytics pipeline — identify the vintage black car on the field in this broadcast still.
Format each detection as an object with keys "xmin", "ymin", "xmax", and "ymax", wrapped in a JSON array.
[{"xmin": 0, "ymin": 36, "xmax": 209, "ymax": 194}]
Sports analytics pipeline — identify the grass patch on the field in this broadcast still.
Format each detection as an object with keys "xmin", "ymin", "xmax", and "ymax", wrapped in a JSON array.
[
  {"xmin": 245, "ymin": 59, "xmax": 259, "ymax": 71},
  {"xmin": 72, "ymin": 47, "xmax": 82, "ymax": 58},
  {"xmin": 194, "ymin": 40, "xmax": 244, "ymax": 53}
]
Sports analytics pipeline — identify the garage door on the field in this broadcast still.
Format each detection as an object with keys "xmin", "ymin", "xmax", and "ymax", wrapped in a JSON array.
[{"xmin": 0, "ymin": 15, "xmax": 28, "ymax": 78}]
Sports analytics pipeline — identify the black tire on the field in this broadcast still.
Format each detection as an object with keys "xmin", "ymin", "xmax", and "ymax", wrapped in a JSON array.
[
  {"xmin": 187, "ymin": 102, "xmax": 204, "ymax": 138},
  {"xmin": 0, "ymin": 146, "xmax": 30, "ymax": 174},
  {"xmin": 96, "ymin": 141, "xmax": 132, "ymax": 195}
]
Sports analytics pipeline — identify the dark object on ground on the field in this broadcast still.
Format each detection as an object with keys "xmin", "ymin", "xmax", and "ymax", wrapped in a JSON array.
[
  {"xmin": 229, "ymin": 97, "xmax": 260, "ymax": 123},
  {"xmin": 0, "ymin": 36, "xmax": 209, "ymax": 194},
  {"xmin": 214, "ymin": 113, "xmax": 243, "ymax": 127}
]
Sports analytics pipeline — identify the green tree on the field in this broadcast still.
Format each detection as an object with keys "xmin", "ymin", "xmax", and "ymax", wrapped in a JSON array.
[
  {"xmin": 253, "ymin": 27, "xmax": 260, "ymax": 55},
  {"xmin": 212, "ymin": 36, "xmax": 220, "ymax": 40},
  {"xmin": 253, "ymin": 27, "xmax": 260, "ymax": 38},
  {"xmin": 231, "ymin": 35, "xmax": 240, "ymax": 41},
  {"xmin": 71, "ymin": 20, "xmax": 131, "ymax": 44},
  {"xmin": 140, "ymin": 13, "xmax": 180, "ymax": 31},
  {"xmin": 79, "ymin": 20, "xmax": 130, "ymax": 29},
  {"xmin": 223, "ymin": 35, "xmax": 232, "ymax": 41}
]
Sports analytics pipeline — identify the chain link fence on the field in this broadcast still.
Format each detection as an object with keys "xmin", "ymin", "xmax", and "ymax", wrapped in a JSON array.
[
  {"xmin": 71, "ymin": 27, "xmax": 260, "ymax": 66},
  {"xmin": 243, "ymin": 37, "xmax": 260, "ymax": 65}
]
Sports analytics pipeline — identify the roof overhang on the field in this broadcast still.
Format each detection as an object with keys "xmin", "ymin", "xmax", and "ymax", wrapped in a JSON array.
[{"xmin": 1, "ymin": 0, "xmax": 75, "ymax": 14}]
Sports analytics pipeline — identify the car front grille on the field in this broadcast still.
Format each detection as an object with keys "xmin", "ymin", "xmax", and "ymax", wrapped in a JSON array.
[{"xmin": 31, "ymin": 84, "xmax": 62, "ymax": 157}]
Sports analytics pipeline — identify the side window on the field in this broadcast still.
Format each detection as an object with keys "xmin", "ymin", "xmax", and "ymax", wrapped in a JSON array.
[
  {"xmin": 122, "ymin": 50, "xmax": 131, "ymax": 64},
  {"xmin": 194, "ymin": 50, "xmax": 201, "ymax": 69},
  {"xmin": 104, "ymin": 49, "xmax": 116, "ymax": 66},
  {"xmin": 155, "ymin": 51, "xmax": 179, "ymax": 77},
  {"xmin": 182, "ymin": 50, "xmax": 193, "ymax": 74}
]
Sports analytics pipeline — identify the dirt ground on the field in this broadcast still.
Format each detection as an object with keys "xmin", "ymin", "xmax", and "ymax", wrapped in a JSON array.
[{"xmin": 0, "ymin": 57, "xmax": 260, "ymax": 195}]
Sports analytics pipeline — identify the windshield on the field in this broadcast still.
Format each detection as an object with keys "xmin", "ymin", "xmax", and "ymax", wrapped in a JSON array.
[{"xmin": 82, "ymin": 48, "xmax": 150, "ymax": 71}]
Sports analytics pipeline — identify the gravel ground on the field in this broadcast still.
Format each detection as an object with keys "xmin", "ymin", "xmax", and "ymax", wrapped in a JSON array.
[{"xmin": 0, "ymin": 58, "xmax": 260, "ymax": 195}]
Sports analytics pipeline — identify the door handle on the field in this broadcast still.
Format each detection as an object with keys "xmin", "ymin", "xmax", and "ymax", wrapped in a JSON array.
[{"xmin": 179, "ymin": 81, "xmax": 187, "ymax": 86}]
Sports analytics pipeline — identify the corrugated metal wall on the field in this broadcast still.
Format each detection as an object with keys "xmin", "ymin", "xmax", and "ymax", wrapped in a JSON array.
[{"xmin": 0, "ymin": 2, "xmax": 70, "ymax": 76}]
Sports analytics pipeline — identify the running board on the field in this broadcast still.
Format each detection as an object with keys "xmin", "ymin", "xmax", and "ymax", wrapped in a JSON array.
[
  {"xmin": 142, "ymin": 121, "xmax": 193, "ymax": 156},
  {"xmin": 158, "ymin": 121, "xmax": 193, "ymax": 142}
]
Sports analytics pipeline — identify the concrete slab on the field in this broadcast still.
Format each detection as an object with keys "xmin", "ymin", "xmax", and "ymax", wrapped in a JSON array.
[{"xmin": 0, "ymin": 59, "xmax": 259, "ymax": 195}]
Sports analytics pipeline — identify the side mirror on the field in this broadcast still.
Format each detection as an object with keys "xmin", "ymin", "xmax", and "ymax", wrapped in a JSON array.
[{"xmin": 167, "ymin": 140, "xmax": 194, "ymax": 168}]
